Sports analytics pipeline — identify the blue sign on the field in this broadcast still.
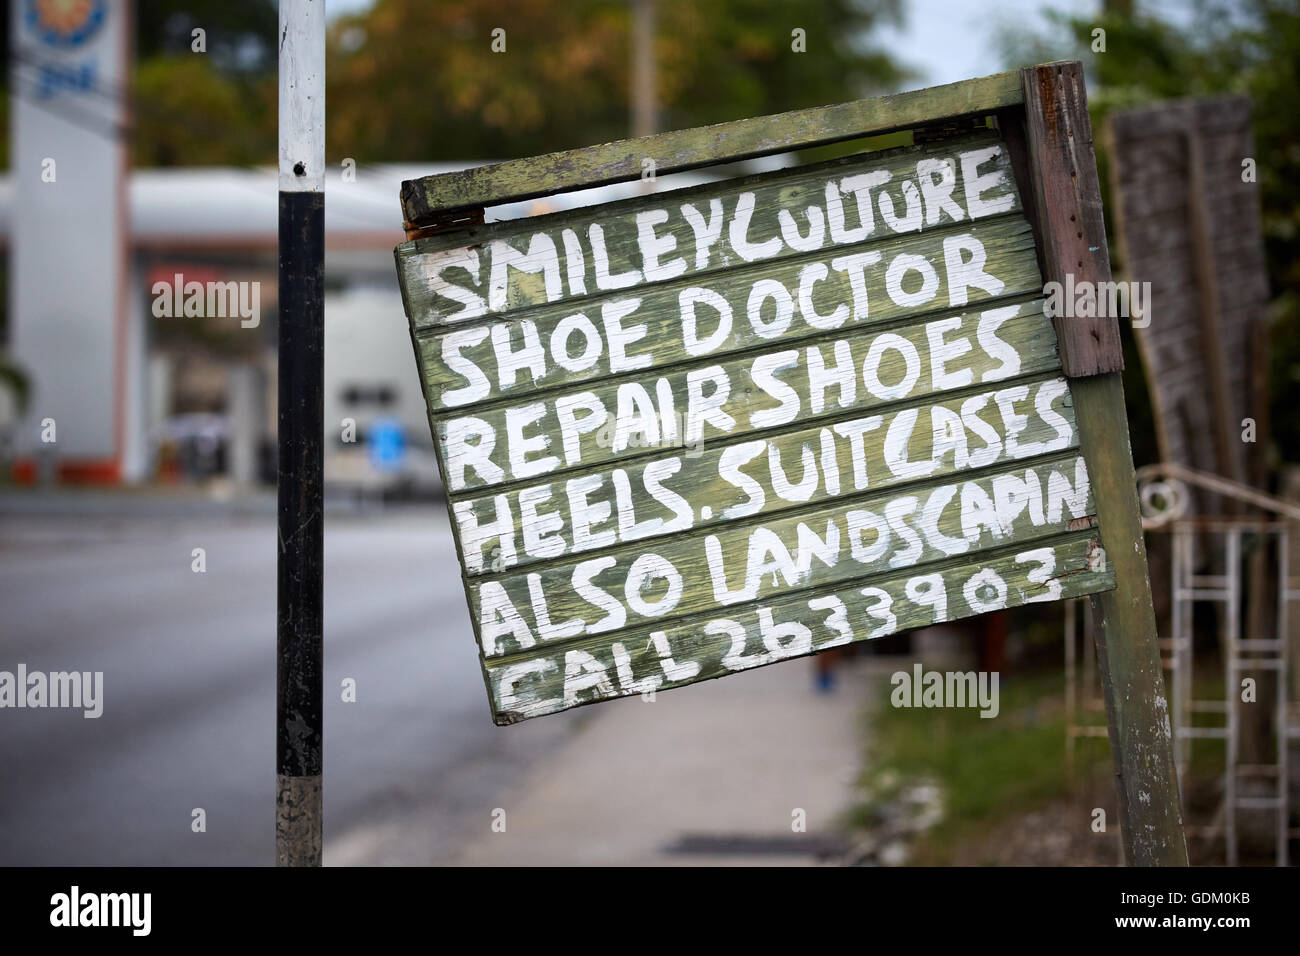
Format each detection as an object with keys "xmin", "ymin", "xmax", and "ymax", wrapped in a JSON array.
[{"xmin": 368, "ymin": 418, "xmax": 406, "ymax": 472}]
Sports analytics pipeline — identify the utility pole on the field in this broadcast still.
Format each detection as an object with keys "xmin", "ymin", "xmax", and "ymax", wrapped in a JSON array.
[
  {"xmin": 276, "ymin": 0, "xmax": 325, "ymax": 867},
  {"xmin": 630, "ymin": 0, "xmax": 657, "ymax": 138}
]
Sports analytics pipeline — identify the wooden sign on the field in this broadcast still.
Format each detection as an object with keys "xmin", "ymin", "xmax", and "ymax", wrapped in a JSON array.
[
  {"xmin": 1107, "ymin": 96, "xmax": 1271, "ymax": 492},
  {"xmin": 395, "ymin": 61, "xmax": 1188, "ymax": 865}
]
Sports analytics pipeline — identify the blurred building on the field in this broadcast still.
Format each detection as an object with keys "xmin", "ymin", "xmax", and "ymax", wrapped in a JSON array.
[
  {"xmin": 2, "ymin": 158, "xmax": 437, "ymax": 493},
  {"xmin": 1, "ymin": 157, "xmax": 732, "ymax": 496}
]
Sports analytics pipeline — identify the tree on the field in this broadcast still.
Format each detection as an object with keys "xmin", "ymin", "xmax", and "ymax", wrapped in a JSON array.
[
  {"xmin": 324, "ymin": 0, "xmax": 910, "ymax": 162},
  {"xmin": 131, "ymin": 0, "xmax": 278, "ymax": 166},
  {"xmin": 132, "ymin": 55, "xmax": 274, "ymax": 166}
]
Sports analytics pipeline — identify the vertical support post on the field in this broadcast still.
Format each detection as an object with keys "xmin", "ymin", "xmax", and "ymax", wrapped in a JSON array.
[
  {"xmin": 1185, "ymin": 125, "xmax": 1241, "ymax": 487},
  {"xmin": 1171, "ymin": 528, "xmax": 1189, "ymax": 783},
  {"xmin": 1065, "ymin": 599, "xmax": 1077, "ymax": 783},
  {"xmin": 1225, "ymin": 528, "xmax": 1241, "ymax": 866},
  {"xmin": 1020, "ymin": 61, "xmax": 1188, "ymax": 865},
  {"xmin": 1276, "ymin": 528, "xmax": 1290, "ymax": 867},
  {"xmin": 629, "ymin": 0, "xmax": 657, "ymax": 139},
  {"xmin": 276, "ymin": 0, "xmax": 325, "ymax": 868}
]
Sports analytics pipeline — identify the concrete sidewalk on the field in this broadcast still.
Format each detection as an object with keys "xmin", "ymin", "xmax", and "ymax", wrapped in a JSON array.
[{"xmin": 452, "ymin": 655, "xmax": 875, "ymax": 866}]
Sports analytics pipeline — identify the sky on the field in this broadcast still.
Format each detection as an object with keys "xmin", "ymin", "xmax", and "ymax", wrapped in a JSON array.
[
  {"xmin": 880, "ymin": 0, "xmax": 1087, "ymax": 86},
  {"xmin": 876, "ymin": 0, "xmax": 1199, "ymax": 87}
]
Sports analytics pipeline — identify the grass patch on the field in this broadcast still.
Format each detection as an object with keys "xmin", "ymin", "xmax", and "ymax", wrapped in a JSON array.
[{"xmin": 852, "ymin": 667, "xmax": 1111, "ymax": 863}]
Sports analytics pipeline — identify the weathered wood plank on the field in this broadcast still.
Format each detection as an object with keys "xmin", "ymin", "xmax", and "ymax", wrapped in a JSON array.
[
  {"xmin": 1019, "ymin": 62, "xmax": 1124, "ymax": 377},
  {"xmin": 399, "ymin": 70, "xmax": 1025, "ymax": 222},
  {"xmin": 416, "ymin": 218, "xmax": 1041, "ymax": 409},
  {"xmin": 994, "ymin": 106, "xmax": 1046, "ymax": 280},
  {"xmin": 1184, "ymin": 125, "xmax": 1241, "ymax": 489},
  {"xmin": 469, "ymin": 452, "xmax": 1094, "ymax": 657},
  {"xmin": 1106, "ymin": 96, "xmax": 1265, "ymax": 499},
  {"xmin": 452, "ymin": 372, "xmax": 1079, "ymax": 575},
  {"xmin": 397, "ymin": 131, "xmax": 1023, "ymax": 329},
  {"xmin": 434, "ymin": 298, "xmax": 1059, "ymax": 494},
  {"xmin": 487, "ymin": 528, "xmax": 1112, "ymax": 723}
]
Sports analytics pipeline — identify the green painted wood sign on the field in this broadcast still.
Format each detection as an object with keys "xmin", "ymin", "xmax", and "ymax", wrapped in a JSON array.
[{"xmin": 395, "ymin": 62, "xmax": 1189, "ymax": 866}]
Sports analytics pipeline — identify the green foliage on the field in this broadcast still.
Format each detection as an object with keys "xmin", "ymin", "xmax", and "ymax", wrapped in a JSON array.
[
  {"xmin": 135, "ymin": 0, "xmax": 278, "ymax": 66},
  {"xmin": 123, "ymin": 1, "xmax": 281, "ymax": 166},
  {"xmin": 854, "ymin": 669, "xmax": 1108, "ymax": 863},
  {"xmin": 133, "ymin": 56, "xmax": 274, "ymax": 166},
  {"xmin": 324, "ymin": 0, "xmax": 911, "ymax": 162}
]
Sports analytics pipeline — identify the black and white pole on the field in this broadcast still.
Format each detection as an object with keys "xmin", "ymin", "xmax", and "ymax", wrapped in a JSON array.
[{"xmin": 276, "ymin": 0, "xmax": 325, "ymax": 867}]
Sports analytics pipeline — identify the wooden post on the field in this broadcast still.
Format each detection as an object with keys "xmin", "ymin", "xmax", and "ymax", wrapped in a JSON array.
[
  {"xmin": 1185, "ymin": 123, "xmax": 1242, "ymax": 490},
  {"xmin": 1020, "ymin": 62, "xmax": 1188, "ymax": 865},
  {"xmin": 630, "ymin": 0, "xmax": 657, "ymax": 139}
]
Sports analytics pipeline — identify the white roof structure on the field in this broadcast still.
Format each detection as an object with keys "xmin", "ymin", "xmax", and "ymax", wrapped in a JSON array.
[{"xmin": 0, "ymin": 159, "xmax": 764, "ymax": 251}]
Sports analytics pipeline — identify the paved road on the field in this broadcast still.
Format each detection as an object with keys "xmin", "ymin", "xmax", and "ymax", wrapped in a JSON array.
[{"xmin": 0, "ymin": 496, "xmax": 575, "ymax": 865}]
